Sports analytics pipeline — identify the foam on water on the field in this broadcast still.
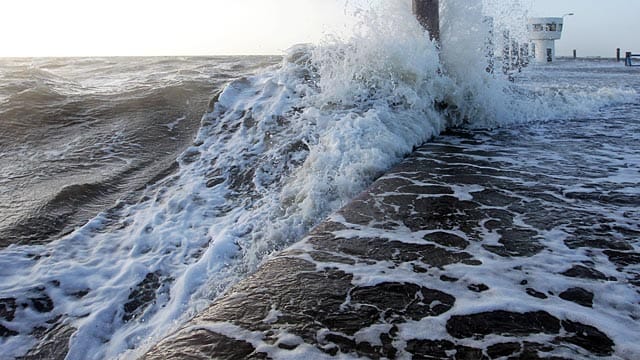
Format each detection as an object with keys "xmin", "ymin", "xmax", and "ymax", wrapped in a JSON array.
[{"xmin": 0, "ymin": 1, "xmax": 638, "ymax": 359}]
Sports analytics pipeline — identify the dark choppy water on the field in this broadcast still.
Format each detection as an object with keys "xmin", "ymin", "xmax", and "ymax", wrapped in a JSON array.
[{"xmin": 0, "ymin": 56, "xmax": 279, "ymax": 247}]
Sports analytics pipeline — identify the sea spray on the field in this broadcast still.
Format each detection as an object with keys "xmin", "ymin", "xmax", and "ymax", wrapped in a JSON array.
[{"xmin": 0, "ymin": 1, "xmax": 637, "ymax": 359}]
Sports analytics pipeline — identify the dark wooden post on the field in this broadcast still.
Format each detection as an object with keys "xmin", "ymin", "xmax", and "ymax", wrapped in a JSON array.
[
  {"xmin": 616, "ymin": 48, "xmax": 621, "ymax": 62},
  {"xmin": 413, "ymin": 0, "xmax": 440, "ymax": 42},
  {"xmin": 626, "ymin": 52, "xmax": 633, "ymax": 66},
  {"xmin": 573, "ymin": 49, "xmax": 577, "ymax": 59}
]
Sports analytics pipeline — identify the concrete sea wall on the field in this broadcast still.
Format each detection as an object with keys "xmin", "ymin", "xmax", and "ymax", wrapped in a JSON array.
[{"xmin": 144, "ymin": 128, "xmax": 639, "ymax": 359}]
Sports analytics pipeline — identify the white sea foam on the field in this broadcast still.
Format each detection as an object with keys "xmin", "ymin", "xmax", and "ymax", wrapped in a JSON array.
[{"xmin": 0, "ymin": 1, "xmax": 637, "ymax": 359}]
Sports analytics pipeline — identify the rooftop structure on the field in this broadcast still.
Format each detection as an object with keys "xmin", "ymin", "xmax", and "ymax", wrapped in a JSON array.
[{"xmin": 528, "ymin": 17, "xmax": 565, "ymax": 63}]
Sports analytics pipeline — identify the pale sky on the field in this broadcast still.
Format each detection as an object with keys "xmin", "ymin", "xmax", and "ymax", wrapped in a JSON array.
[
  {"xmin": 531, "ymin": 0, "xmax": 640, "ymax": 57},
  {"xmin": 0, "ymin": 0, "xmax": 356, "ymax": 57},
  {"xmin": 1, "ymin": 0, "xmax": 638, "ymax": 57}
]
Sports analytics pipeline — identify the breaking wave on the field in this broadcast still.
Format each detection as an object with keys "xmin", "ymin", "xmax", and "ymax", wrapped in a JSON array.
[{"xmin": 0, "ymin": 1, "xmax": 636, "ymax": 359}]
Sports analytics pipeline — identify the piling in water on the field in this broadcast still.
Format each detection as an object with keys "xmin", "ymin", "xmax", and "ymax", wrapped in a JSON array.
[
  {"xmin": 626, "ymin": 52, "xmax": 634, "ymax": 66},
  {"xmin": 617, "ymin": 48, "xmax": 621, "ymax": 62},
  {"xmin": 412, "ymin": 0, "xmax": 440, "ymax": 42}
]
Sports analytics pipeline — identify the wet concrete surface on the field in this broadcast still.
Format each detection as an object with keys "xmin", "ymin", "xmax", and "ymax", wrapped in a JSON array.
[{"xmin": 143, "ymin": 125, "xmax": 640, "ymax": 359}]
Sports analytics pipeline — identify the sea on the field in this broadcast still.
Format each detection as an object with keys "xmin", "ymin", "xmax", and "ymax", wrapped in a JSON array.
[{"xmin": 1, "ymin": 2, "xmax": 639, "ymax": 359}]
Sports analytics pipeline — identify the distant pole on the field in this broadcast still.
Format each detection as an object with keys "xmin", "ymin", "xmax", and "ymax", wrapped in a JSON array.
[
  {"xmin": 412, "ymin": 0, "xmax": 440, "ymax": 42},
  {"xmin": 573, "ymin": 49, "xmax": 577, "ymax": 59},
  {"xmin": 617, "ymin": 48, "xmax": 621, "ymax": 62}
]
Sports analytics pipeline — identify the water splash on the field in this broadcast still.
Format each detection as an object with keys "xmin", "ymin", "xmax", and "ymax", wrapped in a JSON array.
[{"xmin": 0, "ymin": 1, "xmax": 637, "ymax": 359}]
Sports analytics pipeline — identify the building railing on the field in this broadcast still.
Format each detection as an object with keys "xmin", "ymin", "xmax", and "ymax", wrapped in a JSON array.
[{"xmin": 530, "ymin": 23, "xmax": 563, "ymax": 32}]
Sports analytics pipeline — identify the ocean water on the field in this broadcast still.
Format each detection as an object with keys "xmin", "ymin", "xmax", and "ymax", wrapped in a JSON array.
[
  {"xmin": 1, "ymin": 2, "xmax": 639, "ymax": 359},
  {"xmin": 0, "ymin": 56, "xmax": 279, "ymax": 247}
]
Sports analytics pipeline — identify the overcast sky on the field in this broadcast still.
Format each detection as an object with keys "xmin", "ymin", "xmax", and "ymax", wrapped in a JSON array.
[{"xmin": 1, "ymin": 0, "xmax": 638, "ymax": 57}]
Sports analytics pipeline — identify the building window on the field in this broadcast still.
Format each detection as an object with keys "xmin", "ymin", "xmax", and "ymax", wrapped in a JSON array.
[
  {"xmin": 532, "ymin": 24, "xmax": 543, "ymax": 31},
  {"xmin": 546, "ymin": 23, "xmax": 557, "ymax": 32}
]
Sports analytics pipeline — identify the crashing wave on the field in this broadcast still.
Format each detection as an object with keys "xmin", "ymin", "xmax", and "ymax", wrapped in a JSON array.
[{"xmin": 0, "ymin": 2, "xmax": 637, "ymax": 360}]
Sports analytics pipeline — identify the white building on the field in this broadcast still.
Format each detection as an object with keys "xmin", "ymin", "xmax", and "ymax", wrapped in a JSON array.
[{"xmin": 528, "ymin": 17, "xmax": 565, "ymax": 63}]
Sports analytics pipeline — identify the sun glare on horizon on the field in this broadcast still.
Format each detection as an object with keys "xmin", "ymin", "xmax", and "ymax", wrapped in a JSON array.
[
  {"xmin": 1, "ymin": 0, "xmax": 356, "ymax": 57},
  {"xmin": 1, "ymin": 0, "xmax": 638, "ymax": 58}
]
